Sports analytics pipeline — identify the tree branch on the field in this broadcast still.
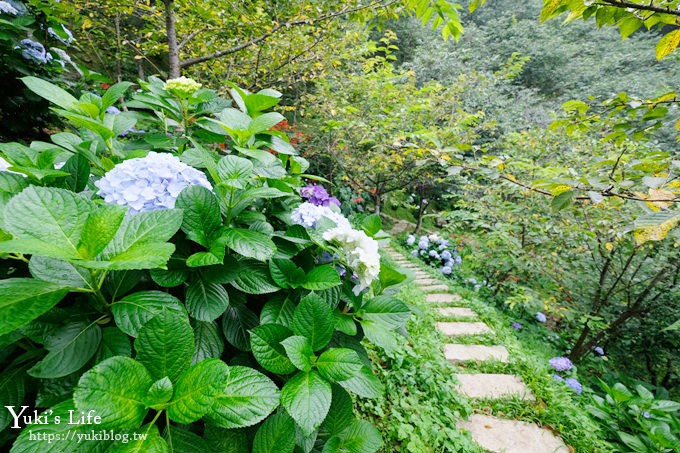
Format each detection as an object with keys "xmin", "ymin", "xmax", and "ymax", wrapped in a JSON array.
[{"xmin": 598, "ymin": 0, "xmax": 680, "ymax": 17}]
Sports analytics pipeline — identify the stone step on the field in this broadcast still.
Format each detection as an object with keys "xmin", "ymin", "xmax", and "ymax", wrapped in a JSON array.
[
  {"xmin": 415, "ymin": 278, "xmax": 439, "ymax": 285},
  {"xmin": 458, "ymin": 414, "xmax": 569, "ymax": 453},
  {"xmin": 444, "ymin": 344, "xmax": 509, "ymax": 363},
  {"xmin": 419, "ymin": 284, "xmax": 450, "ymax": 292},
  {"xmin": 437, "ymin": 307, "xmax": 477, "ymax": 318},
  {"xmin": 455, "ymin": 374, "xmax": 533, "ymax": 400},
  {"xmin": 426, "ymin": 293, "xmax": 462, "ymax": 304},
  {"xmin": 437, "ymin": 322, "xmax": 492, "ymax": 336}
]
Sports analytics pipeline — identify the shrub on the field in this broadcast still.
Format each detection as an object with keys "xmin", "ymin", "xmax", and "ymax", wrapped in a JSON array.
[{"xmin": 0, "ymin": 75, "xmax": 410, "ymax": 452}]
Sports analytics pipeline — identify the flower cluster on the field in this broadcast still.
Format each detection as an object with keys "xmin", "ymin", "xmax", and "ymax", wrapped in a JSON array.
[
  {"xmin": 18, "ymin": 39, "xmax": 51, "ymax": 64},
  {"xmin": 291, "ymin": 202, "xmax": 379, "ymax": 295},
  {"xmin": 549, "ymin": 356, "xmax": 573, "ymax": 372},
  {"xmin": 95, "ymin": 152, "xmax": 212, "ymax": 213},
  {"xmin": 404, "ymin": 233, "xmax": 462, "ymax": 276},
  {"xmin": 0, "ymin": 1, "xmax": 18, "ymax": 15},
  {"xmin": 164, "ymin": 76, "xmax": 202, "ymax": 98},
  {"xmin": 300, "ymin": 184, "xmax": 340, "ymax": 207},
  {"xmin": 564, "ymin": 378, "xmax": 582, "ymax": 394},
  {"xmin": 535, "ymin": 312, "xmax": 547, "ymax": 323},
  {"xmin": 592, "ymin": 346, "xmax": 605, "ymax": 356},
  {"xmin": 511, "ymin": 322, "xmax": 522, "ymax": 330}
]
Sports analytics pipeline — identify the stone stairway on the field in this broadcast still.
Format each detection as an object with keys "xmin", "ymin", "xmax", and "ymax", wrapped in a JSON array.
[{"xmin": 386, "ymin": 247, "xmax": 569, "ymax": 453}]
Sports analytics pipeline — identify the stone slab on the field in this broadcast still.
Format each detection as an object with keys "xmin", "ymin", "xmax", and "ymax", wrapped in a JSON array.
[
  {"xmin": 444, "ymin": 344, "xmax": 509, "ymax": 363},
  {"xmin": 437, "ymin": 307, "xmax": 477, "ymax": 318},
  {"xmin": 458, "ymin": 414, "xmax": 569, "ymax": 453},
  {"xmin": 420, "ymin": 284, "xmax": 450, "ymax": 292},
  {"xmin": 437, "ymin": 322, "xmax": 492, "ymax": 336},
  {"xmin": 415, "ymin": 279, "xmax": 439, "ymax": 285},
  {"xmin": 426, "ymin": 293, "xmax": 462, "ymax": 304},
  {"xmin": 455, "ymin": 374, "xmax": 533, "ymax": 400}
]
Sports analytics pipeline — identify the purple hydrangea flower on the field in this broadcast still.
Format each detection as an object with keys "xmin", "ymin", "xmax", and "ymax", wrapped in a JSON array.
[
  {"xmin": 300, "ymin": 184, "xmax": 340, "ymax": 207},
  {"xmin": 428, "ymin": 250, "xmax": 439, "ymax": 259},
  {"xmin": 512, "ymin": 322, "xmax": 522, "ymax": 330},
  {"xmin": 418, "ymin": 239, "xmax": 429, "ymax": 250},
  {"xmin": 592, "ymin": 346, "xmax": 605, "ymax": 356},
  {"xmin": 549, "ymin": 357, "xmax": 574, "ymax": 372},
  {"xmin": 441, "ymin": 266, "xmax": 452, "ymax": 275},
  {"xmin": 535, "ymin": 312, "xmax": 547, "ymax": 323},
  {"xmin": 565, "ymin": 378, "xmax": 582, "ymax": 394},
  {"xmin": 406, "ymin": 235, "xmax": 416, "ymax": 246},
  {"xmin": 0, "ymin": 1, "xmax": 19, "ymax": 15},
  {"xmin": 552, "ymin": 374, "xmax": 564, "ymax": 382},
  {"xmin": 95, "ymin": 152, "xmax": 212, "ymax": 213},
  {"xmin": 106, "ymin": 106, "xmax": 121, "ymax": 115},
  {"xmin": 454, "ymin": 255, "xmax": 462, "ymax": 264},
  {"xmin": 642, "ymin": 411, "xmax": 651, "ymax": 419},
  {"xmin": 441, "ymin": 250, "xmax": 452, "ymax": 261},
  {"xmin": 18, "ymin": 39, "xmax": 51, "ymax": 64},
  {"xmin": 411, "ymin": 250, "xmax": 418, "ymax": 257}
]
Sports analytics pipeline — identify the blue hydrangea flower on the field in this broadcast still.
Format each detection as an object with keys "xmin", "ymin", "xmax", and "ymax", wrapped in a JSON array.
[
  {"xmin": 0, "ymin": 1, "xmax": 19, "ymax": 15},
  {"xmin": 418, "ymin": 239, "xmax": 429, "ymax": 250},
  {"xmin": 18, "ymin": 39, "xmax": 51, "ymax": 64},
  {"xmin": 428, "ymin": 250, "xmax": 439, "ymax": 259},
  {"xmin": 441, "ymin": 250, "xmax": 452, "ymax": 261},
  {"xmin": 535, "ymin": 312, "xmax": 547, "ymax": 323},
  {"xmin": 642, "ymin": 411, "xmax": 651, "ymax": 419},
  {"xmin": 592, "ymin": 346, "xmax": 605, "ymax": 356},
  {"xmin": 552, "ymin": 374, "xmax": 563, "ymax": 382},
  {"xmin": 406, "ymin": 235, "xmax": 416, "ymax": 246},
  {"xmin": 454, "ymin": 255, "xmax": 462, "ymax": 264},
  {"xmin": 512, "ymin": 322, "xmax": 522, "ymax": 330},
  {"xmin": 48, "ymin": 24, "xmax": 74, "ymax": 44},
  {"xmin": 95, "ymin": 152, "xmax": 212, "ymax": 213},
  {"xmin": 565, "ymin": 378, "xmax": 582, "ymax": 394},
  {"xmin": 411, "ymin": 250, "xmax": 418, "ymax": 257},
  {"xmin": 444, "ymin": 260, "xmax": 454, "ymax": 268},
  {"xmin": 549, "ymin": 357, "xmax": 574, "ymax": 372},
  {"xmin": 106, "ymin": 106, "xmax": 121, "ymax": 115},
  {"xmin": 300, "ymin": 184, "xmax": 339, "ymax": 207},
  {"xmin": 468, "ymin": 278, "xmax": 477, "ymax": 285},
  {"xmin": 441, "ymin": 266, "xmax": 452, "ymax": 275}
]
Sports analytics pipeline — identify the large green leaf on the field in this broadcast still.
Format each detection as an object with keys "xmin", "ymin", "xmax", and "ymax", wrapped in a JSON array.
[
  {"xmin": 260, "ymin": 296, "xmax": 296, "ymax": 328},
  {"xmin": 253, "ymin": 412, "xmax": 296, "ymax": 453},
  {"xmin": 77, "ymin": 204, "xmax": 126, "ymax": 259},
  {"xmin": 135, "ymin": 311, "xmax": 194, "ymax": 382},
  {"xmin": 191, "ymin": 320, "xmax": 224, "ymax": 364},
  {"xmin": 250, "ymin": 324, "xmax": 296, "ymax": 374},
  {"xmin": 328, "ymin": 420, "xmax": 382, "ymax": 453},
  {"xmin": 204, "ymin": 426, "xmax": 249, "ymax": 452},
  {"xmin": 281, "ymin": 370, "xmax": 331, "ymax": 436},
  {"xmin": 22, "ymin": 76, "xmax": 79, "ymax": 110},
  {"xmin": 359, "ymin": 296, "xmax": 410, "ymax": 329},
  {"xmin": 230, "ymin": 260, "xmax": 280, "ymax": 294},
  {"xmin": 316, "ymin": 348, "xmax": 363, "ymax": 383},
  {"xmin": 176, "ymin": 185, "xmax": 222, "ymax": 247},
  {"xmin": 280, "ymin": 335, "xmax": 314, "ymax": 372},
  {"xmin": 292, "ymin": 294, "xmax": 334, "ymax": 351},
  {"xmin": 29, "ymin": 256, "xmax": 97, "ymax": 291},
  {"xmin": 95, "ymin": 327, "xmax": 132, "ymax": 362},
  {"xmin": 28, "ymin": 322, "xmax": 101, "ymax": 378},
  {"xmin": 269, "ymin": 259, "xmax": 306, "ymax": 289},
  {"xmin": 360, "ymin": 320, "xmax": 399, "ymax": 353},
  {"xmin": 73, "ymin": 356, "xmax": 153, "ymax": 429},
  {"xmin": 217, "ymin": 155, "xmax": 254, "ymax": 187},
  {"xmin": 111, "ymin": 291, "xmax": 185, "ymax": 337},
  {"xmin": 0, "ymin": 278, "xmax": 70, "ymax": 336},
  {"xmin": 222, "ymin": 228, "xmax": 276, "ymax": 261},
  {"xmin": 186, "ymin": 278, "xmax": 230, "ymax": 321},
  {"xmin": 0, "ymin": 367, "xmax": 26, "ymax": 431},
  {"xmin": 337, "ymin": 366, "xmax": 383, "ymax": 399},
  {"xmin": 166, "ymin": 358, "xmax": 228, "ymax": 423},
  {"xmin": 302, "ymin": 265, "xmax": 341, "ymax": 291},
  {"xmin": 144, "ymin": 377, "xmax": 174, "ymax": 409},
  {"xmin": 222, "ymin": 304, "xmax": 259, "ymax": 351},
  {"xmin": 207, "ymin": 366, "xmax": 280, "ymax": 429},
  {"xmin": 163, "ymin": 426, "xmax": 210, "ymax": 453},
  {"xmin": 320, "ymin": 386, "xmax": 355, "ymax": 436}
]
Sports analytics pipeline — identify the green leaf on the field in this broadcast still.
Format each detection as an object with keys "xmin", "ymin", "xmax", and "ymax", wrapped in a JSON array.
[
  {"xmin": 22, "ymin": 76, "xmax": 79, "ymax": 110},
  {"xmin": 135, "ymin": 311, "xmax": 194, "ymax": 382},
  {"xmin": 162, "ymin": 426, "xmax": 209, "ymax": 453},
  {"xmin": 101, "ymin": 82, "xmax": 134, "ymax": 110},
  {"xmin": 176, "ymin": 185, "xmax": 222, "ymax": 247},
  {"xmin": 186, "ymin": 278, "xmax": 230, "ymax": 321},
  {"xmin": 78, "ymin": 204, "xmax": 127, "ymax": 259},
  {"xmin": 377, "ymin": 265, "xmax": 406, "ymax": 291},
  {"xmin": 150, "ymin": 267, "xmax": 188, "ymax": 287},
  {"xmin": 0, "ymin": 278, "xmax": 70, "ymax": 336},
  {"xmin": 292, "ymin": 294, "xmax": 334, "ymax": 351},
  {"xmin": 186, "ymin": 251, "xmax": 222, "ymax": 267},
  {"xmin": 63, "ymin": 153, "xmax": 90, "ymax": 193},
  {"xmin": 280, "ymin": 335, "xmax": 314, "ymax": 372},
  {"xmin": 109, "ymin": 423, "xmax": 168, "ymax": 452},
  {"xmin": 360, "ymin": 320, "xmax": 398, "ymax": 353},
  {"xmin": 2, "ymin": 186, "xmax": 93, "ymax": 259},
  {"xmin": 281, "ymin": 370, "xmax": 332, "ymax": 436},
  {"xmin": 260, "ymin": 296, "xmax": 296, "ymax": 328},
  {"xmin": 334, "ymin": 311, "xmax": 357, "ymax": 336},
  {"xmin": 338, "ymin": 366, "xmax": 383, "ymax": 399},
  {"xmin": 29, "ymin": 256, "xmax": 98, "ymax": 291},
  {"xmin": 231, "ymin": 260, "xmax": 280, "ymax": 294},
  {"xmin": 222, "ymin": 304, "xmax": 259, "ymax": 351},
  {"xmin": 207, "ymin": 366, "xmax": 280, "ymax": 429},
  {"xmin": 321, "ymin": 386, "xmax": 354, "ymax": 436},
  {"xmin": 0, "ymin": 367, "xmax": 26, "ymax": 431},
  {"xmin": 656, "ymin": 29, "xmax": 680, "ymax": 60},
  {"xmin": 166, "ymin": 358, "xmax": 228, "ymax": 423},
  {"xmin": 359, "ymin": 296, "xmax": 410, "ymax": 329},
  {"xmin": 28, "ymin": 322, "xmax": 101, "ymax": 378},
  {"xmin": 361, "ymin": 214, "xmax": 382, "ymax": 236},
  {"xmin": 269, "ymin": 259, "xmax": 306, "ymax": 289},
  {"xmin": 551, "ymin": 190, "xmax": 574, "ymax": 212},
  {"xmin": 250, "ymin": 324, "xmax": 296, "ymax": 374},
  {"xmin": 73, "ymin": 356, "xmax": 152, "ymax": 429},
  {"xmin": 144, "ymin": 376, "xmax": 173, "ymax": 408},
  {"xmin": 249, "ymin": 112, "xmax": 285, "ymax": 134},
  {"xmin": 217, "ymin": 155, "xmax": 254, "ymax": 187},
  {"xmin": 222, "ymin": 228, "xmax": 276, "ymax": 261},
  {"xmin": 333, "ymin": 419, "xmax": 382, "ymax": 453},
  {"xmin": 253, "ymin": 412, "xmax": 296, "ymax": 453},
  {"xmin": 204, "ymin": 426, "xmax": 249, "ymax": 452},
  {"xmin": 95, "ymin": 327, "xmax": 131, "ymax": 362},
  {"xmin": 112, "ymin": 291, "xmax": 185, "ymax": 337},
  {"xmin": 191, "ymin": 320, "xmax": 224, "ymax": 364},
  {"xmin": 317, "ymin": 348, "xmax": 363, "ymax": 383},
  {"xmin": 302, "ymin": 265, "xmax": 341, "ymax": 291}
]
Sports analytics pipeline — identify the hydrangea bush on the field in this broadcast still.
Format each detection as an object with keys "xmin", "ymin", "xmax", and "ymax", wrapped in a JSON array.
[
  {"xmin": 402, "ymin": 233, "xmax": 462, "ymax": 276},
  {"xmin": 0, "ymin": 76, "xmax": 410, "ymax": 452}
]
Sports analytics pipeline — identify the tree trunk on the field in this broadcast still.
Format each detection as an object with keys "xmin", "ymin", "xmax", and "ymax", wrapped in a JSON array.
[
  {"xmin": 164, "ymin": 0, "xmax": 180, "ymax": 78},
  {"xmin": 373, "ymin": 193, "xmax": 381, "ymax": 215},
  {"xmin": 414, "ymin": 203, "xmax": 426, "ymax": 234}
]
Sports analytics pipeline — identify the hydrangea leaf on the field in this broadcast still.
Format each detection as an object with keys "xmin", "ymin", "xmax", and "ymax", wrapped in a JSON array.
[
  {"xmin": 0, "ymin": 278, "xmax": 70, "ymax": 336},
  {"xmin": 162, "ymin": 426, "xmax": 210, "ymax": 452},
  {"xmin": 250, "ymin": 324, "xmax": 296, "ymax": 374},
  {"xmin": 337, "ymin": 366, "xmax": 384, "ymax": 399},
  {"xmin": 207, "ymin": 366, "xmax": 280, "ymax": 429},
  {"xmin": 134, "ymin": 311, "xmax": 194, "ymax": 382},
  {"xmin": 260, "ymin": 296, "xmax": 296, "ymax": 329},
  {"xmin": 269, "ymin": 259, "xmax": 306, "ymax": 289},
  {"xmin": 143, "ymin": 377, "xmax": 173, "ymax": 409},
  {"xmin": 330, "ymin": 420, "xmax": 382, "ymax": 453},
  {"xmin": 358, "ymin": 296, "xmax": 410, "ymax": 330},
  {"xmin": 166, "ymin": 358, "xmax": 228, "ymax": 424},
  {"xmin": 292, "ymin": 294, "xmax": 334, "ymax": 351},
  {"xmin": 320, "ymin": 386, "xmax": 355, "ymax": 436},
  {"xmin": 302, "ymin": 265, "xmax": 341, "ymax": 291},
  {"xmin": 73, "ymin": 356, "xmax": 153, "ymax": 429},
  {"xmin": 281, "ymin": 370, "xmax": 332, "ymax": 436},
  {"xmin": 230, "ymin": 260, "xmax": 280, "ymax": 294},
  {"xmin": 95, "ymin": 327, "xmax": 131, "ymax": 363},
  {"xmin": 0, "ymin": 367, "xmax": 26, "ymax": 431},
  {"xmin": 221, "ymin": 228, "xmax": 276, "ymax": 262},
  {"xmin": 28, "ymin": 322, "xmax": 101, "ymax": 379},
  {"xmin": 29, "ymin": 256, "xmax": 98, "ymax": 291},
  {"xmin": 316, "ymin": 348, "xmax": 363, "ymax": 383},
  {"xmin": 280, "ymin": 335, "xmax": 314, "ymax": 372},
  {"xmin": 185, "ymin": 277, "xmax": 229, "ymax": 321},
  {"xmin": 111, "ymin": 291, "xmax": 185, "ymax": 337},
  {"xmin": 253, "ymin": 412, "xmax": 296, "ymax": 453},
  {"xmin": 77, "ymin": 204, "xmax": 127, "ymax": 259},
  {"xmin": 191, "ymin": 320, "xmax": 224, "ymax": 364},
  {"xmin": 21, "ymin": 76, "xmax": 78, "ymax": 110},
  {"xmin": 176, "ymin": 185, "xmax": 222, "ymax": 247},
  {"xmin": 222, "ymin": 304, "xmax": 259, "ymax": 351}
]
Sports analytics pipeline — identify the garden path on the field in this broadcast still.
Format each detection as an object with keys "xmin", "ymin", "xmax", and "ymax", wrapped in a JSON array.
[{"xmin": 384, "ymin": 247, "xmax": 570, "ymax": 453}]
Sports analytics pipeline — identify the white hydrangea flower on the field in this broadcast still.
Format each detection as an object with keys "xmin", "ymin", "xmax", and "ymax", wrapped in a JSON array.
[
  {"xmin": 323, "ymin": 225, "xmax": 380, "ymax": 295},
  {"xmin": 290, "ymin": 202, "xmax": 350, "ymax": 230},
  {"xmin": 0, "ymin": 1, "xmax": 18, "ymax": 15},
  {"xmin": 95, "ymin": 152, "xmax": 212, "ymax": 213}
]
